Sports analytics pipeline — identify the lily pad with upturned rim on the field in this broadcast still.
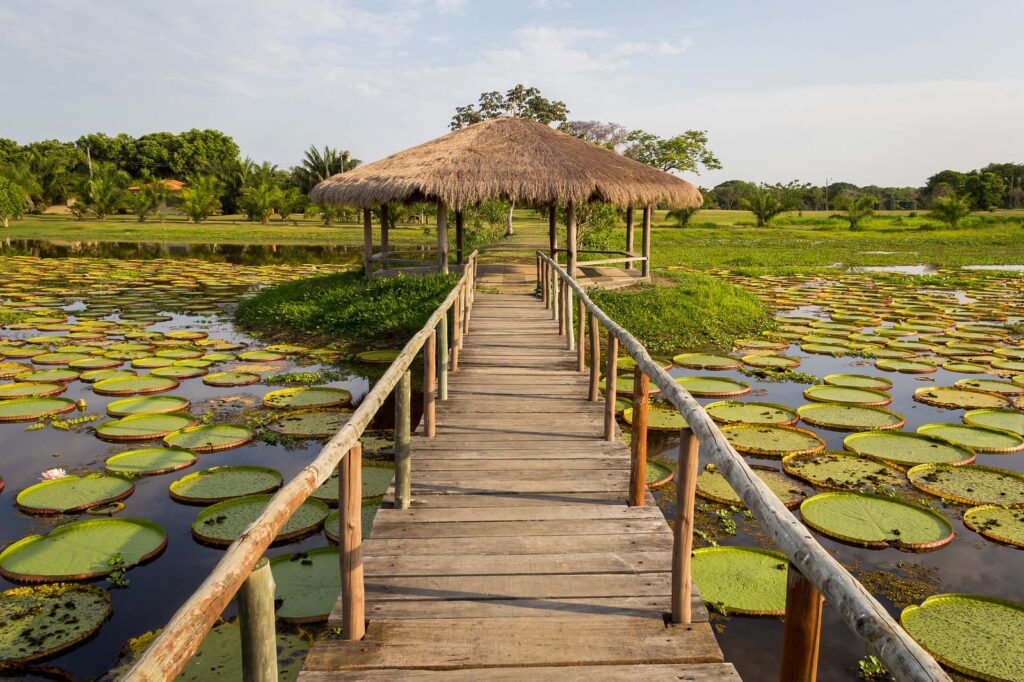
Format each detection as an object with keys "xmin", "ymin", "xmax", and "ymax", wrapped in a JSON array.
[
  {"xmin": 797, "ymin": 403, "xmax": 904, "ymax": 432},
  {"xmin": 917, "ymin": 423, "xmax": 1024, "ymax": 453},
  {"xmin": 80, "ymin": 368, "xmax": 135, "ymax": 384},
  {"xmin": 875, "ymin": 358, "xmax": 938, "ymax": 374},
  {"xmin": 262, "ymin": 386, "xmax": 353, "ymax": 410},
  {"xmin": 0, "ymin": 396, "xmax": 76, "ymax": 422},
  {"xmin": 267, "ymin": 411, "xmax": 350, "ymax": 440},
  {"xmin": 105, "ymin": 395, "xmax": 191, "ymax": 417},
  {"xmin": 622, "ymin": 403, "xmax": 689, "ymax": 432},
  {"xmin": 169, "ymin": 465, "xmax": 283, "ymax": 504},
  {"xmin": 14, "ymin": 368, "xmax": 80, "ymax": 384},
  {"xmin": 237, "ymin": 350, "xmax": 286, "ymax": 362},
  {"xmin": 799, "ymin": 492, "xmax": 954, "ymax": 550},
  {"xmin": 673, "ymin": 376, "xmax": 751, "ymax": 398},
  {"xmin": 954, "ymin": 377, "xmax": 1024, "ymax": 396},
  {"xmin": 802, "ymin": 384, "xmax": 892, "ymax": 406},
  {"xmin": 269, "ymin": 547, "xmax": 341, "ymax": 623},
  {"xmin": 671, "ymin": 353, "xmax": 742, "ymax": 370},
  {"xmin": 356, "ymin": 350, "xmax": 400, "ymax": 364},
  {"xmin": 148, "ymin": 365, "xmax": 208, "ymax": 380},
  {"xmin": 721, "ymin": 423, "xmax": 825, "ymax": 458},
  {"xmin": 202, "ymin": 372, "xmax": 261, "ymax": 387},
  {"xmin": 92, "ymin": 375, "xmax": 179, "ymax": 396},
  {"xmin": 95, "ymin": 412, "xmax": 198, "ymax": 442},
  {"xmin": 16, "ymin": 474, "xmax": 135, "ymax": 515},
  {"xmin": 704, "ymin": 401, "xmax": 799, "ymax": 426},
  {"xmin": 0, "ymin": 583, "xmax": 112, "ymax": 664},
  {"xmin": 690, "ymin": 546, "xmax": 789, "ymax": 616},
  {"xmin": 741, "ymin": 354, "xmax": 801, "ymax": 369},
  {"xmin": 963, "ymin": 409, "xmax": 1024, "ymax": 436},
  {"xmin": 0, "ymin": 381, "xmax": 65, "ymax": 399},
  {"xmin": 105, "ymin": 448, "xmax": 197, "ymax": 476},
  {"xmin": 913, "ymin": 387, "xmax": 1010, "ymax": 410},
  {"xmin": 782, "ymin": 451, "xmax": 906, "ymax": 492},
  {"xmin": 646, "ymin": 460, "xmax": 674, "ymax": 488},
  {"xmin": 191, "ymin": 494, "xmax": 328, "ymax": 547},
  {"xmin": 311, "ymin": 462, "xmax": 396, "ymax": 505},
  {"xmin": 163, "ymin": 424, "xmax": 255, "ymax": 453},
  {"xmin": 696, "ymin": 465, "xmax": 808, "ymax": 509},
  {"xmin": 822, "ymin": 374, "xmax": 893, "ymax": 390},
  {"xmin": 907, "ymin": 464, "xmax": 1024, "ymax": 507},
  {"xmin": 843, "ymin": 431, "xmax": 975, "ymax": 469},
  {"xmin": 962, "ymin": 506, "xmax": 1024, "ymax": 549}
]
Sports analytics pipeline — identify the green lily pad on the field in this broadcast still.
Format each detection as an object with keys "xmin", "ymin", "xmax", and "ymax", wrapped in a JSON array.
[
  {"xmin": 917, "ymin": 423, "xmax": 1024, "ymax": 453},
  {"xmin": 80, "ymin": 368, "xmax": 136, "ymax": 384},
  {"xmin": 704, "ymin": 401, "xmax": 799, "ymax": 426},
  {"xmin": 822, "ymin": 374, "xmax": 893, "ymax": 390},
  {"xmin": 0, "ymin": 396, "xmax": 76, "ymax": 422},
  {"xmin": 32, "ymin": 352, "xmax": 91, "ymax": 366},
  {"xmin": 131, "ymin": 356, "xmax": 176, "ymax": 369},
  {"xmin": 646, "ymin": 460, "xmax": 673, "ymax": 488},
  {"xmin": 992, "ymin": 359, "xmax": 1024, "ymax": 372},
  {"xmin": 599, "ymin": 373, "xmax": 657, "ymax": 396},
  {"xmin": 875, "ymin": 358, "xmax": 938, "ymax": 374},
  {"xmin": 106, "ymin": 395, "xmax": 191, "ymax": 417},
  {"xmin": 0, "ymin": 361, "xmax": 28, "ymax": 378},
  {"xmin": 741, "ymin": 354, "xmax": 800, "ymax": 369},
  {"xmin": 16, "ymin": 474, "xmax": 135, "ymax": 515},
  {"xmin": 96, "ymin": 412, "xmax": 198, "ymax": 442},
  {"xmin": 962, "ymin": 506, "xmax": 1024, "ymax": 549},
  {"xmin": 696, "ymin": 465, "xmax": 807, "ymax": 509},
  {"xmin": 105, "ymin": 448, "xmax": 197, "ymax": 476},
  {"xmin": 93, "ymin": 374, "xmax": 179, "ymax": 396},
  {"xmin": 170, "ymin": 465, "xmax": 283, "ymax": 504},
  {"xmin": 267, "ymin": 411, "xmax": 350, "ymax": 440},
  {"xmin": 14, "ymin": 368, "xmax": 80, "ymax": 383},
  {"xmin": 901, "ymin": 594, "xmax": 1024, "ymax": 682},
  {"xmin": 622, "ymin": 403, "xmax": 688, "ymax": 432},
  {"xmin": 202, "ymin": 371, "xmax": 261, "ymax": 387},
  {"xmin": 802, "ymin": 384, "xmax": 892, "ymax": 406},
  {"xmin": 908, "ymin": 464, "xmax": 1024, "ymax": 506},
  {"xmin": 843, "ymin": 431, "xmax": 976, "ymax": 469},
  {"xmin": 942, "ymin": 361, "xmax": 989, "ymax": 374},
  {"xmin": 963, "ymin": 408, "xmax": 1024, "ymax": 436},
  {"xmin": 262, "ymin": 386, "xmax": 353, "ymax": 410},
  {"xmin": 149, "ymin": 365, "xmax": 208, "ymax": 379},
  {"xmin": 782, "ymin": 451, "xmax": 906, "ymax": 492},
  {"xmin": 0, "ymin": 518, "xmax": 167, "ymax": 582},
  {"xmin": 324, "ymin": 504, "xmax": 380, "ymax": 543},
  {"xmin": 674, "ymin": 376, "xmax": 751, "ymax": 398},
  {"xmin": 356, "ymin": 349, "xmax": 400, "ymax": 364},
  {"xmin": 799, "ymin": 492, "xmax": 954, "ymax": 550},
  {"xmin": 955, "ymin": 377, "xmax": 1024, "ymax": 395},
  {"xmin": 913, "ymin": 386, "xmax": 1011, "ymax": 410},
  {"xmin": 269, "ymin": 547, "xmax": 341, "ymax": 623},
  {"xmin": 192, "ymin": 494, "xmax": 328, "ymax": 546},
  {"xmin": 690, "ymin": 546, "xmax": 789, "ymax": 616},
  {"xmin": 797, "ymin": 403, "xmax": 904, "ymax": 431},
  {"xmin": 238, "ymin": 350, "xmax": 286, "ymax": 362},
  {"xmin": 722, "ymin": 424, "xmax": 825, "ymax": 458},
  {"xmin": 163, "ymin": 424, "xmax": 255, "ymax": 452},
  {"xmin": 0, "ymin": 583, "xmax": 112, "ymax": 664},
  {"xmin": 311, "ymin": 462, "xmax": 395, "ymax": 505},
  {"xmin": 0, "ymin": 381, "xmax": 65, "ymax": 399},
  {"xmin": 671, "ymin": 353, "xmax": 742, "ymax": 370}
]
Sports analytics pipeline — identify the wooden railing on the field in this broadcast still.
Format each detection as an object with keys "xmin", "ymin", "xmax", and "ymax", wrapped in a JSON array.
[
  {"xmin": 536, "ymin": 251, "xmax": 949, "ymax": 682},
  {"xmin": 124, "ymin": 251, "xmax": 479, "ymax": 681},
  {"xmin": 549, "ymin": 248, "xmax": 648, "ymax": 271}
]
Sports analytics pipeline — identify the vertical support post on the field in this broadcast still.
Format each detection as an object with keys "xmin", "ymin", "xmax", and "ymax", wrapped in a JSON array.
[
  {"xmin": 628, "ymin": 366, "xmax": 649, "ymax": 507},
  {"xmin": 576, "ymin": 295, "xmax": 586, "ymax": 372},
  {"xmin": 237, "ymin": 557, "xmax": 277, "ymax": 682},
  {"xmin": 362, "ymin": 208, "xmax": 373, "ymax": 278},
  {"xmin": 542, "ymin": 259, "xmax": 549, "ymax": 308},
  {"xmin": 339, "ymin": 444, "xmax": 365, "ymax": 640},
  {"xmin": 394, "ymin": 372, "xmax": 412, "ymax": 510},
  {"xmin": 551, "ymin": 266, "xmax": 558, "ymax": 321},
  {"xmin": 462, "ymin": 273, "xmax": 471, "ymax": 338},
  {"xmin": 455, "ymin": 209, "xmax": 465, "ymax": 265},
  {"xmin": 672, "ymin": 429, "xmax": 699, "ymax": 624},
  {"xmin": 380, "ymin": 204, "xmax": 390, "ymax": 271},
  {"xmin": 565, "ymin": 285, "xmax": 574, "ymax": 351},
  {"xmin": 566, "ymin": 200, "xmax": 577, "ymax": 277},
  {"xmin": 557, "ymin": 280, "xmax": 565, "ymax": 334},
  {"xmin": 423, "ymin": 330, "xmax": 436, "ymax": 437},
  {"xmin": 548, "ymin": 203, "xmax": 557, "ymax": 258},
  {"xmin": 780, "ymin": 565, "xmax": 824, "ymax": 682},
  {"xmin": 452, "ymin": 291, "xmax": 461, "ymax": 370},
  {"xmin": 437, "ymin": 315, "xmax": 448, "ymax": 401},
  {"xmin": 436, "ymin": 200, "xmax": 449, "ymax": 274},
  {"xmin": 624, "ymin": 206, "xmax": 634, "ymax": 270},
  {"xmin": 535, "ymin": 253, "xmax": 541, "ymax": 291},
  {"xmin": 588, "ymin": 312, "xmax": 600, "ymax": 401},
  {"xmin": 603, "ymin": 335, "xmax": 619, "ymax": 441},
  {"xmin": 641, "ymin": 205, "xmax": 652, "ymax": 278}
]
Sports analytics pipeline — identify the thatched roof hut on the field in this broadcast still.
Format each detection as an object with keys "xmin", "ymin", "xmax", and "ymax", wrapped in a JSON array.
[{"xmin": 311, "ymin": 116, "xmax": 702, "ymax": 278}]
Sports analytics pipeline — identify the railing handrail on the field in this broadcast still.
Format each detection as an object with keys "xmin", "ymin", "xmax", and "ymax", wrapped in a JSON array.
[
  {"xmin": 536, "ymin": 250, "xmax": 949, "ymax": 682},
  {"xmin": 125, "ymin": 250, "xmax": 479, "ymax": 681}
]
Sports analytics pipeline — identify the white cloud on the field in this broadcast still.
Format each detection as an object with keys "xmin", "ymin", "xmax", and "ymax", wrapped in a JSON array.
[{"xmin": 528, "ymin": 0, "xmax": 573, "ymax": 8}]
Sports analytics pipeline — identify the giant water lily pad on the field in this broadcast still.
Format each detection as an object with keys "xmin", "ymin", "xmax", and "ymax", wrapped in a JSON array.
[
  {"xmin": 674, "ymin": 376, "xmax": 751, "ymax": 398},
  {"xmin": 311, "ymin": 463, "xmax": 395, "ymax": 505},
  {"xmin": 149, "ymin": 365, "xmax": 208, "ymax": 380},
  {"xmin": 163, "ymin": 424, "xmax": 255, "ymax": 452},
  {"xmin": 843, "ymin": 432, "xmax": 976, "ymax": 469},
  {"xmin": 917, "ymin": 423, "xmax": 1024, "ymax": 453},
  {"xmin": 106, "ymin": 395, "xmax": 191, "ymax": 417},
  {"xmin": 202, "ymin": 371, "xmax": 261, "ymax": 387},
  {"xmin": 0, "ymin": 396, "xmax": 76, "ymax": 422},
  {"xmin": 901, "ymin": 594, "xmax": 1024, "ymax": 682},
  {"xmin": 964, "ymin": 409, "xmax": 1024, "ymax": 436},
  {"xmin": 690, "ymin": 546, "xmax": 789, "ymax": 616},
  {"xmin": 955, "ymin": 377, "xmax": 1024, "ymax": 396},
  {"xmin": 267, "ymin": 411, "xmax": 349, "ymax": 440},
  {"xmin": 913, "ymin": 387, "xmax": 1010, "ymax": 409},
  {"xmin": 671, "ymin": 353, "xmax": 741, "ymax": 370},
  {"xmin": 15, "ymin": 368, "xmax": 80, "ymax": 384},
  {"xmin": 696, "ymin": 465, "xmax": 807, "ymax": 509},
  {"xmin": 741, "ymin": 354, "xmax": 800, "ymax": 369},
  {"xmin": 269, "ymin": 547, "xmax": 341, "ymax": 623},
  {"xmin": 799, "ymin": 492, "xmax": 954, "ymax": 550},
  {"xmin": 908, "ymin": 464, "xmax": 1024, "ymax": 507},
  {"xmin": 170, "ymin": 465, "xmax": 283, "ymax": 504},
  {"xmin": 722, "ymin": 424, "xmax": 825, "ymax": 458},
  {"xmin": 95, "ymin": 412, "xmax": 198, "ymax": 442},
  {"xmin": 0, "ymin": 518, "xmax": 167, "ymax": 582},
  {"xmin": 80, "ymin": 368, "xmax": 135, "ymax": 384},
  {"xmin": 875, "ymin": 358, "xmax": 937, "ymax": 374},
  {"xmin": 802, "ymin": 384, "xmax": 892, "ymax": 406},
  {"xmin": 599, "ymin": 373, "xmax": 657, "ymax": 396},
  {"xmin": 262, "ymin": 386, "xmax": 353, "ymax": 410},
  {"xmin": 646, "ymin": 460, "xmax": 674, "ymax": 488},
  {"xmin": 0, "ymin": 583, "xmax": 112, "ymax": 664},
  {"xmin": 93, "ymin": 374, "xmax": 179, "ymax": 396},
  {"xmin": 16, "ymin": 474, "xmax": 135, "ymax": 515},
  {"xmin": 191, "ymin": 494, "xmax": 328, "ymax": 546},
  {"xmin": 797, "ymin": 403, "xmax": 904, "ymax": 431},
  {"xmin": 782, "ymin": 451, "xmax": 905, "ymax": 492},
  {"xmin": 238, "ymin": 350, "xmax": 285, "ymax": 362},
  {"xmin": 356, "ymin": 349, "xmax": 399, "ymax": 364},
  {"xmin": 105, "ymin": 448, "xmax": 197, "ymax": 477},
  {"xmin": 704, "ymin": 401, "xmax": 798, "ymax": 426},
  {"xmin": 963, "ymin": 506, "xmax": 1024, "ymax": 549},
  {"xmin": 622, "ymin": 403, "xmax": 688, "ymax": 432},
  {"xmin": 823, "ymin": 374, "xmax": 893, "ymax": 390},
  {"xmin": 0, "ymin": 381, "xmax": 65, "ymax": 399},
  {"xmin": 0, "ymin": 361, "xmax": 28, "ymax": 378}
]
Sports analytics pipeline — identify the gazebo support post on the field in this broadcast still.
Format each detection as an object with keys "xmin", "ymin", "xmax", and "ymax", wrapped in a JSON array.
[
  {"xmin": 566, "ymin": 200, "xmax": 578, "ymax": 278},
  {"xmin": 548, "ymin": 203, "xmax": 557, "ymax": 260},
  {"xmin": 362, "ymin": 208, "xmax": 373, "ymax": 278},
  {"xmin": 455, "ymin": 209, "xmax": 465, "ymax": 265},
  {"xmin": 641, "ymin": 205, "xmax": 652, "ymax": 278},
  {"xmin": 624, "ymin": 207, "xmax": 634, "ymax": 270},
  {"xmin": 380, "ymin": 204, "xmax": 390, "ymax": 271},
  {"xmin": 436, "ymin": 199, "xmax": 449, "ymax": 274}
]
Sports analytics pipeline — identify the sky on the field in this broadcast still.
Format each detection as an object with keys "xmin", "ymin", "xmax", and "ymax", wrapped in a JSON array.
[{"xmin": 2, "ymin": 0, "xmax": 1023, "ymax": 188}]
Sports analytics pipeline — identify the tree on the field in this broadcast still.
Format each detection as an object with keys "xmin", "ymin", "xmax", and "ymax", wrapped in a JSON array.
[
  {"xmin": 128, "ymin": 171, "xmax": 167, "ymax": 222},
  {"xmin": 834, "ymin": 193, "xmax": 876, "ymax": 230},
  {"xmin": 0, "ymin": 178, "xmax": 25, "ymax": 226},
  {"xmin": 275, "ymin": 188, "xmax": 307, "ymax": 221},
  {"xmin": 559, "ymin": 120, "xmax": 628, "ymax": 149},
  {"xmin": 963, "ymin": 171, "xmax": 1006, "ymax": 210},
  {"xmin": 170, "ymin": 129, "xmax": 240, "ymax": 178},
  {"xmin": 666, "ymin": 205, "xmax": 700, "ymax": 228},
  {"xmin": 180, "ymin": 175, "xmax": 222, "ymax": 223},
  {"xmin": 292, "ymin": 146, "xmax": 360, "ymax": 193},
  {"xmin": 707, "ymin": 180, "xmax": 755, "ymax": 209},
  {"xmin": 239, "ymin": 181, "xmax": 283, "ymax": 224},
  {"xmin": 928, "ymin": 194, "xmax": 972, "ymax": 227},
  {"xmin": 0, "ymin": 163, "xmax": 42, "ymax": 212},
  {"xmin": 212, "ymin": 156, "xmax": 254, "ymax": 215},
  {"xmin": 924, "ymin": 170, "xmax": 966, "ymax": 201},
  {"xmin": 623, "ymin": 129, "xmax": 721, "ymax": 175},
  {"xmin": 77, "ymin": 163, "xmax": 129, "ymax": 219},
  {"xmin": 741, "ymin": 184, "xmax": 799, "ymax": 226}
]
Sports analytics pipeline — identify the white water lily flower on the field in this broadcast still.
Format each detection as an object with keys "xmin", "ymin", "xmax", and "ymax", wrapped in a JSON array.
[{"xmin": 40, "ymin": 467, "xmax": 67, "ymax": 480}]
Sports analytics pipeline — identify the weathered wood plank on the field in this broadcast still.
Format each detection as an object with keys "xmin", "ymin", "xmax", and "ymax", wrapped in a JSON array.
[
  {"xmin": 368, "ymin": 517, "xmax": 669, "ymax": 539},
  {"xmin": 362, "ymin": 548, "xmax": 671, "ymax": 575},
  {"xmin": 361, "ymin": 532, "xmax": 674, "ymax": 556},
  {"xmin": 299, "ymin": 662, "xmax": 740, "ymax": 681}
]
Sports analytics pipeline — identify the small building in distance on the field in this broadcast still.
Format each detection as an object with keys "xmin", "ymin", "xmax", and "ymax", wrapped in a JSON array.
[{"xmin": 127, "ymin": 178, "xmax": 185, "ymax": 214}]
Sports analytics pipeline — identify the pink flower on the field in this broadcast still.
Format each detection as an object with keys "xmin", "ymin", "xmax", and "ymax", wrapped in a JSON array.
[{"xmin": 40, "ymin": 468, "xmax": 67, "ymax": 480}]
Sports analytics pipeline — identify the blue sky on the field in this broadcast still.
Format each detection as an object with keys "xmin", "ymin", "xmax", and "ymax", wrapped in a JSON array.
[{"xmin": 3, "ymin": 0, "xmax": 1022, "ymax": 187}]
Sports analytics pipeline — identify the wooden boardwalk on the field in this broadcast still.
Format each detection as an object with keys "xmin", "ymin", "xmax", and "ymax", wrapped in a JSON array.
[{"xmin": 300, "ymin": 293, "xmax": 737, "ymax": 680}]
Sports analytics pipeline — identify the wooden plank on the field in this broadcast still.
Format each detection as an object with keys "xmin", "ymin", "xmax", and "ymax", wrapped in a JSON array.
[
  {"xmin": 361, "ymin": 532, "xmax": 674, "ymax": 556},
  {"xmin": 408, "ymin": 458, "xmax": 630, "ymax": 472},
  {"xmin": 362, "ymin": 549, "xmax": 671, "ymax": 575},
  {"xmin": 363, "ymin": 572, "xmax": 675, "ymax": 601},
  {"xmin": 368, "ymin": 518, "xmax": 668, "ymax": 539},
  {"xmin": 300, "ymin": 662, "xmax": 740, "ymax": 681},
  {"xmin": 359, "ymin": 595, "xmax": 708, "ymax": 622},
  {"xmin": 383, "ymin": 490, "xmax": 629, "ymax": 507}
]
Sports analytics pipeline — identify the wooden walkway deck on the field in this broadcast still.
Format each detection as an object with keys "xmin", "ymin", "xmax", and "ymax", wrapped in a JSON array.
[{"xmin": 300, "ymin": 293, "xmax": 737, "ymax": 680}]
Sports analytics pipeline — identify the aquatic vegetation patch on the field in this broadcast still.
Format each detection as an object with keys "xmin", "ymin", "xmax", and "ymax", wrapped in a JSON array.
[
  {"xmin": 802, "ymin": 384, "xmax": 892, "ymax": 406},
  {"xmin": 799, "ymin": 492, "xmax": 953, "ymax": 550},
  {"xmin": 170, "ymin": 465, "xmax": 283, "ymax": 504},
  {"xmin": 192, "ymin": 494, "xmax": 328, "ymax": 546},
  {"xmin": 674, "ymin": 376, "xmax": 751, "ymax": 398},
  {"xmin": 267, "ymin": 411, "xmax": 350, "ymax": 440},
  {"xmin": 163, "ymin": 424, "xmax": 255, "ymax": 452},
  {"xmin": 269, "ymin": 547, "xmax": 342, "ymax": 623},
  {"xmin": 962, "ymin": 506, "xmax": 1024, "ymax": 549},
  {"xmin": 916, "ymin": 423, "xmax": 1024, "ymax": 453},
  {"xmin": 0, "ymin": 583, "xmax": 112, "ymax": 664},
  {"xmin": 671, "ymin": 353, "xmax": 742, "ymax": 370},
  {"xmin": 722, "ymin": 423, "xmax": 825, "ymax": 458},
  {"xmin": 104, "ymin": 448, "xmax": 197, "ymax": 476},
  {"xmin": 797, "ymin": 403, "xmax": 904, "ymax": 431},
  {"xmin": 690, "ymin": 546, "xmax": 789, "ymax": 616},
  {"xmin": 782, "ymin": 451, "xmax": 906, "ymax": 492},
  {"xmin": 913, "ymin": 386, "xmax": 1010, "ymax": 410},
  {"xmin": 0, "ymin": 396, "xmax": 76, "ymax": 422},
  {"xmin": 908, "ymin": 464, "xmax": 1024, "ymax": 506},
  {"xmin": 696, "ymin": 464, "xmax": 808, "ymax": 509},
  {"xmin": 963, "ymin": 408, "xmax": 1024, "ymax": 436},
  {"xmin": 704, "ymin": 400, "xmax": 798, "ymax": 426},
  {"xmin": 95, "ymin": 412, "xmax": 198, "ymax": 442},
  {"xmin": 843, "ymin": 432, "xmax": 976, "ymax": 469},
  {"xmin": 262, "ymin": 386, "xmax": 353, "ymax": 410},
  {"xmin": 16, "ymin": 474, "xmax": 135, "ymax": 515}
]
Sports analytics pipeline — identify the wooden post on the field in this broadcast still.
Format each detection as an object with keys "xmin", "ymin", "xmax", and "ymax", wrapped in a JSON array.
[
  {"xmin": 362, "ymin": 208, "xmax": 373, "ymax": 278},
  {"xmin": 237, "ymin": 557, "xmax": 277, "ymax": 682},
  {"xmin": 423, "ymin": 330, "xmax": 436, "ymax": 437},
  {"xmin": 436, "ymin": 200, "xmax": 449, "ymax": 274},
  {"xmin": 566, "ymin": 200, "xmax": 577, "ymax": 277},
  {"xmin": 629, "ymin": 366, "xmax": 649, "ymax": 507},
  {"xmin": 641, "ymin": 205, "xmax": 652, "ymax": 278},
  {"xmin": 394, "ymin": 372, "xmax": 412, "ymax": 510},
  {"xmin": 452, "ymin": 292, "xmax": 461, "ymax": 370},
  {"xmin": 672, "ymin": 428, "xmax": 700, "ymax": 624},
  {"xmin": 339, "ymin": 444, "xmax": 365, "ymax": 640},
  {"xmin": 780, "ymin": 564, "xmax": 825, "ymax": 682},
  {"xmin": 576, "ymin": 296, "xmax": 586, "ymax": 372},
  {"xmin": 588, "ymin": 312, "xmax": 600, "ymax": 401},
  {"xmin": 603, "ymin": 335, "xmax": 619, "ymax": 441},
  {"xmin": 380, "ymin": 204, "xmax": 390, "ymax": 271},
  {"xmin": 624, "ymin": 206, "xmax": 634, "ymax": 270},
  {"xmin": 455, "ymin": 209, "xmax": 464, "ymax": 265},
  {"xmin": 437, "ymin": 316, "xmax": 448, "ymax": 401},
  {"xmin": 565, "ymin": 285, "xmax": 574, "ymax": 351},
  {"xmin": 557, "ymin": 279, "xmax": 565, "ymax": 334},
  {"xmin": 542, "ymin": 260, "xmax": 550, "ymax": 308},
  {"xmin": 460, "ymin": 281, "xmax": 469, "ymax": 343},
  {"xmin": 551, "ymin": 265, "xmax": 558, "ymax": 321},
  {"xmin": 548, "ymin": 203, "xmax": 557, "ymax": 258}
]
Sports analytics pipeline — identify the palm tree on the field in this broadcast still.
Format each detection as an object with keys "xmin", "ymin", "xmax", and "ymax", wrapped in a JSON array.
[
  {"xmin": 77, "ymin": 163, "xmax": 129, "ymax": 220},
  {"xmin": 834, "ymin": 193, "xmax": 877, "ymax": 230},
  {"xmin": 928, "ymin": 194, "xmax": 972, "ymax": 227},
  {"xmin": 129, "ymin": 170, "xmax": 168, "ymax": 222},
  {"xmin": 292, "ymin": 146, "xmax": 360, "ymax": 193},
  {"xmin": 239, "ymin": 181, "xmax": 282, "ymax": 224},
  {"xmin": 181, "ymin": 175, "xmax": 222, "ymax": 223},
  {"xmin": 212, "ymin": 156, "xmax": 254, "ymax": 215}
]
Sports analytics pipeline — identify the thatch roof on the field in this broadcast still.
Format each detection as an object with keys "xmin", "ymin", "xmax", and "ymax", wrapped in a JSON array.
[{"xmin": 310, "ymin": 117, "xmax": 702, "ymax": 209}]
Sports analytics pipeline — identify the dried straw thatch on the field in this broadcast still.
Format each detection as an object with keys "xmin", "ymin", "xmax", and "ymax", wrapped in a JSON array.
[{"xmin": 310, "ymin": 117, "xmax": 702, "ymax": 209}]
